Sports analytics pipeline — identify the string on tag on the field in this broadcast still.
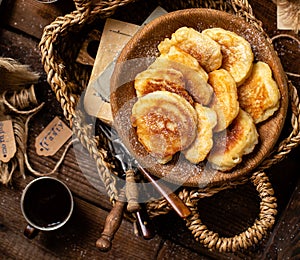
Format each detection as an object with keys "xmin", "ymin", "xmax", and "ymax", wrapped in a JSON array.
[
  {"xmin": 0, "ymin": 84, "xmax": 77, "ymax": 184},
  {"xmin": 23, "ymin": 109, "xmax": 78, "ymax": 176},
  {"xmin": 0, "ymin": 85, "xmax": 44, "ymax": 184}
]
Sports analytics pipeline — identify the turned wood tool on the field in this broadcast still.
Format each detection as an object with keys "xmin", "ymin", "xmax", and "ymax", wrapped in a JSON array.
[
  {"xmin": 97, "ymin": 122, "xmax": 155, "ymax": 243},
  {"xmin": 96, "ymin": 199, "xmax": 126, "ymax": 252},
  {"xmin": 96, "ymin": 196, "xmax": 155, "ymax": 252}
]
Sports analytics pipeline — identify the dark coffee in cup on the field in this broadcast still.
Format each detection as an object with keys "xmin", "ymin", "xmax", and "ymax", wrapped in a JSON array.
[{"xmin": 21, "ymin": 177, "xmax": 73, "ymax": 238}]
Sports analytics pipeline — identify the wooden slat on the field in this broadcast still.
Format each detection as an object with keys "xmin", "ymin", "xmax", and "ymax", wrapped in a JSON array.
[
  {"xmin": 0, "ymin": 29, "xmax": 43, "ymax": 73},
  {"xmin": 26, "ymin": 124, "xmax": 114, "ymax": 210},
  {"xmin": 261, "ymin": 165, "xmax": 300, "ymax": 259},
  {"xmin": 269, "ymin": 184, "xmax": 300, "ymax": 260},
  {"xmin": 157, "ymin": 240, "xmax": 212, "ymax": 260},
  {"xmin": 1, "ymin": 0, "xmax": 75, "ymax": 39},
  {"xmin": 249, "ymin": 0, "xmax": 300, "ymax": 77},
  {"xmin": 0, "ymin": 181, "xmax": 163, "ymax": 259}
]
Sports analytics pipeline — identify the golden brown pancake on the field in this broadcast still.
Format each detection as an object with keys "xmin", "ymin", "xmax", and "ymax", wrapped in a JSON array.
[
  {"xmin": 202, "ymin": 27, "xmax": 254, "ymax": 86},
  {"xmin": 149, "ymin": 57, "xmax": 213, "ymax": 105},
  {"xmin": 134, "ymin": 67, "xmax": 194, "ymax": 105},
  {"xmin": 208, "ymin": 69, "xmax": 239, "ymax": 132},
  {"xmin": 158, "ymin": 27, "xmax": 222, "ymax": 72},
  {"xmin": 208, "ymin": 109, "xmax": 259, "ymax": 171},
  {"xmin": 183, "ymin": 103, "xmax": 217, "ymax": 164},
  {"xmin": 131, "ymin": 91, "xmax": 198, "ymax": 164},
  {"xmin": 160, "ymin": 46, "xmax": 208, "ymax": 81},
  {"xmin": 238, "ymin": 61, "xmax": 280, "ymax": 124}
]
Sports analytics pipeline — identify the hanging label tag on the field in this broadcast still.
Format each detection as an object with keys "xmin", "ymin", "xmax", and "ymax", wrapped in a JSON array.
[
  {"xmin": 35, "ymin": 117, "xmax": 73, "ymax": 156},
  {"xmin": 0, "ymin": 119, "xmax": 17, "ymax": 163}
]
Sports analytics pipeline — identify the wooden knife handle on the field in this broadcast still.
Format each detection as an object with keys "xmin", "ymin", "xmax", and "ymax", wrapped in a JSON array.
[
  {"xmin": 96, "ymin": 200, "xmax": 126, "ymax": 252},
  {"xmin": 137, "ymin": 166, "xmax": 191, "ymax": 219},
  {"xmin": 135, "ymin": 209, "xmax": 155, "ymax": 240}
]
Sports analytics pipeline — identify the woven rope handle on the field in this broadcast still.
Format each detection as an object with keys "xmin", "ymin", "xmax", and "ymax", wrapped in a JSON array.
[
  {"xmin": 74, "ymin": 0, "xmax": 92, "ymax": 13},
  {"xmin": 73, "ymin": 0, "xmax": 137, "ymax": 17},
  {"xmin": 184, "ymin": 171, "xmax": 277, "ymax": 252}
]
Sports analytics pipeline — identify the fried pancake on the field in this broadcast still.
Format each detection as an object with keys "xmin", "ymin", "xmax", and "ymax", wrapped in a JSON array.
[
  {"xmin": 238, "ymin": 61, "xmax": 280, "ymax": 124},
  {"xmin": 149, "ymin": 56, "xmax": 213, "ymax": 105},
  {"xmin": 183, "ymin": 103, "xmax": 217, "ymax": 164},
  {"xmin": 131, "ymin": 91, "xmax": 198, "ymax": 164},
  {"xmin": 208, "ymin": 109, "xmax": 259, "ymax": 171},
  {"xmin": 202, "ymin": 27, "xmax": 254, "ymax": 86},
  {"xmin": 158, "ymin": 27, "xmax": 222, "ymax": 72},
  {"xmin": 134, "ymin": 67, "xmax": 194, "ymax": 105},
  {"xmin": 208, "ymin": 69, "xmax": 239, "ymax": 132},
  {"xmin": 160, "ymin": 46, "xmax": 208, "ymax": 81}
]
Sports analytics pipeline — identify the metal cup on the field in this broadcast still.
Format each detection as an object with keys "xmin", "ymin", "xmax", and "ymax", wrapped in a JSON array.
[{"xmin": 20, "ymin": 176, "xmax": 74, "ymax": 239}]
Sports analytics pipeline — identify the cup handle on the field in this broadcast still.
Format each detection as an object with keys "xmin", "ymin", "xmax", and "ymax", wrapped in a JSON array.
[{"xmin": 24, "ymin": 224, "xmax": 39, "ymax": 239}]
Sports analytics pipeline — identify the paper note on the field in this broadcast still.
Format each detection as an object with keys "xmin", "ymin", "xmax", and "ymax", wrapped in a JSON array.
[
  {"xmin": 83, "ymin": 6, "xmax": 168, "ymax": 122},
  {"xmin": 0, "ymin": 119, "xmax": 16, "ymax": 163},
  {"xmin": 90, "ymin": 18, "xmax": 140, "ymax": 85},
  {"xmin": 35, "ymin": 117, "xmax": 73, "ymax": 156}
]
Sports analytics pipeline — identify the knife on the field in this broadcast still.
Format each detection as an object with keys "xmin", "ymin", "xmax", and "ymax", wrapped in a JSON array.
[{"xmin": 97, "ymin": 122, "xmax": 191, "ymax": 219}]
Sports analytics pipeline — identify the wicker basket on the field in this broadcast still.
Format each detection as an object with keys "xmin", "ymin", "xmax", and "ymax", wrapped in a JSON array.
[{"xmin": 39, "ymin": 0, "xmax": 300, "ymax": 253}]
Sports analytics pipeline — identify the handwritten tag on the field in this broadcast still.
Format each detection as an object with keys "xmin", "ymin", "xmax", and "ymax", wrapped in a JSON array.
[
  {"xmin": 35, "ymin": 117, "xmax": 73, "ymax": 156},
  {"xmin": 0, "ymin": 119, "xmax": 17, "ymax": 163}
]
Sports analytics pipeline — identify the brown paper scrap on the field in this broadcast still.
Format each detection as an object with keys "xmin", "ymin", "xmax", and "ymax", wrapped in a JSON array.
[
  {"xmin": 35, "ymin": 116, "xmax": 73, "ymax": 156},
  {"xmin": 0, "ymin": 119, "xmax": 17, "ymax": 163}
]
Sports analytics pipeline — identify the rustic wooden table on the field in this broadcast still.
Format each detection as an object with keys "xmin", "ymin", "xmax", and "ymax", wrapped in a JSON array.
[{"xmin": 0, "ymin": 0, "xmax": 299, "ymax": 259}]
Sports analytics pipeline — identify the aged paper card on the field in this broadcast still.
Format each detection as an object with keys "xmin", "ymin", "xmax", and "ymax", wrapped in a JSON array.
[
  {"xmin": 0, "ymin": 119, "xmax": 16, "ymax": 163},
  {"xmin": 35, "ymin": 117, "xmax": 73, "ymax": 156}
]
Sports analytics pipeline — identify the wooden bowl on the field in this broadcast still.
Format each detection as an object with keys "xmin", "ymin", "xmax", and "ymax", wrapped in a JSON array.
[{"xmin": 110, "ymin": 8, "xmax": 288, "ymax": 187}]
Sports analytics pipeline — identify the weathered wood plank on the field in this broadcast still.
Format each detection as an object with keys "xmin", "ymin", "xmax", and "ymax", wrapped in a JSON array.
[
  {"xmin": 157, "ymin": 240, "xmax": 212, "ymax": 260},
  {"xmin": 0, "ymin": 28, "xmax": 43, "ymax": 73},
  {"xmin": 26, "ymin": 135, "xmax": 114, "ymax": 210},
  {"xmin": 0, "ymin": 181, "xmax": 163, "ymax": 259},
  {"xmin": 262, "ymin": 178, "xmax": 300, "ymax": 259},
  {"xmin": 1, "ymin": 0, "xmax": 75, "ymax": 39}
]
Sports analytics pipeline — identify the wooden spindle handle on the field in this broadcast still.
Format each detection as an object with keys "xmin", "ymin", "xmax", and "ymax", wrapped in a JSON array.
[
  {"xmin": 125, "ymin": 169, "xmax": 141, "ymax": 213},
  {"xmin": 138, "ymin": 166, "xmax": 191, "ymax": 219},
  {"xmin": 96, "ymin": 200, "xmax": 126, "ymax": 252}
]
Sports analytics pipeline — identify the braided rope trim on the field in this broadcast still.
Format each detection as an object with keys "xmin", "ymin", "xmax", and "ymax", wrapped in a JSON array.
[
  {"xmin": 147, "ymin": 171, "xmax": 277, "ymax": 252},
  {"xmin": 71, "ymin": 109, "xmax": 120, "ymax": 203},
  {"xmin": 184, "ymin": 171, "xmax": 277, "ymax": 252}
]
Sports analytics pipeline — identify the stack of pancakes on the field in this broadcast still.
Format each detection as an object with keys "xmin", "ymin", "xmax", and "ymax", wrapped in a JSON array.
[{"xmin": 131, "ymin": 27, "xmax": 280, "ymax": 171}]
